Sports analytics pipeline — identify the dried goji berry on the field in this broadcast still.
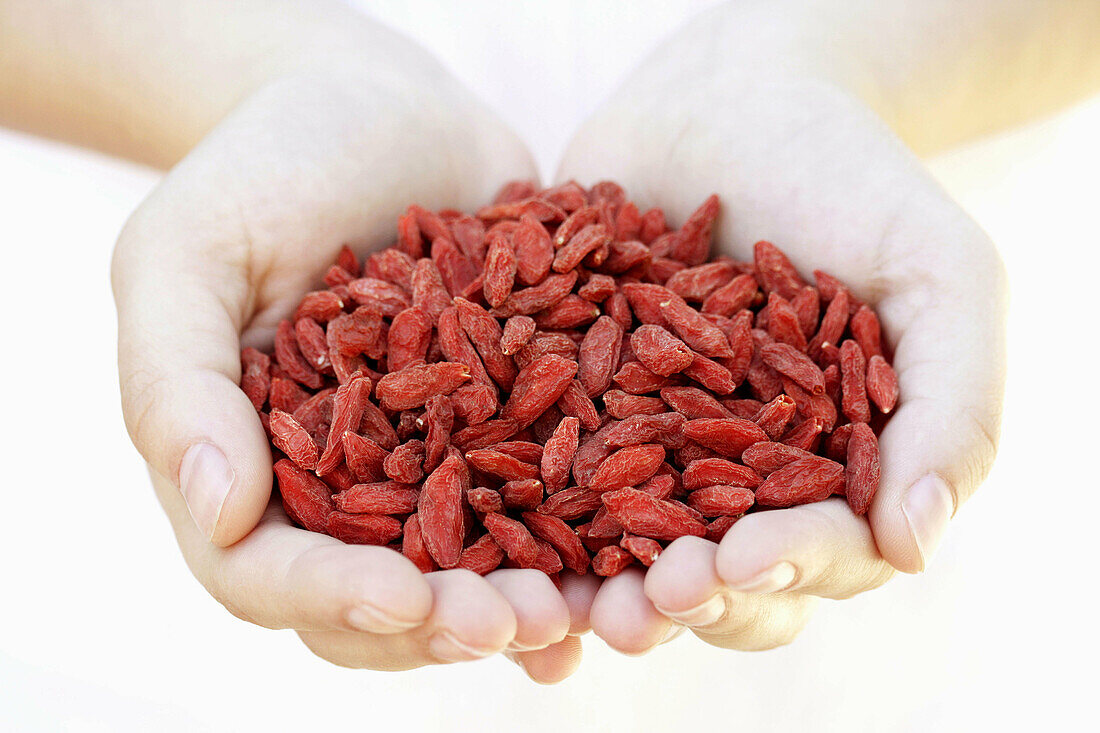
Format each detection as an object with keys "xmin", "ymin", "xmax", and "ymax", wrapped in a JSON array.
[
  {"xmin": 555, "ymin": 379, "xmax": 601, "ymax": 430},
  {"xmin": 294, "ymin": 290, "xmax": 346, "ymax": 323},
  {"xmin": 588, "ymin": 444, "xmax": 666, "ymax": 492},
  {"xmin": 845, "ymin": 423, "xmax": 880, "ymax": 515},
  {"xmin": 402, "ymin": 514, "xmax": 437, "ymax": 573},
  {"xmin": 334, "ymin": 481, "xmax": 418, "ymax": 514},
  {"xmin": 375, "ymin": 362, "xmax": 470, "ymax": 411},
  {"xmin": 592, "ymin": 545, "xmax": 635, "ymax": 576},
  {"xmin": 274, "ymin": 459, "xmax": 333, "ymax": 532},
  {"xmin": 493, "ymin": 271, "xmax": 578, "ymax": 317},
  {"xmin": 275, "ymin": 319, "xmax": 323, "ymax": 389},
  {"xmin": 537, "ymin": 486, "xmax": 603, "ymax": 520},
  {"xmin": 523, "ymin": 511, "xmax": 589, "ymax": 573},
  {"xmin": 246, "ymin": 183, "xmax": 901, "ymax": 577},
  {"xmin": 601, "ymin": 489, "xmax": 706, "ymax": 541},
  {"xmin": 465, "ymin": 449, "xmax": 540, "ymax": 481},
  {"xmin": 457, "ymin": 533, "xmax": 505, "ymax": 575},
  {"xmin": 754, "ymin": 240, "xmax": 805, "ymax": 300},
  {"xmin": 326, "ymin": 512, "xmax": 403, "ymax": 545},
  {"xmin": 384, "ymin": 440, "xmax": 425, "ymax": 484},
  {"xmin": 682, "ymin": 458, "xmax": 762, "ymax": 490},
  {"xmin": 866, "ymin": 354, "xmax": 899, "ymax": 413},
  {"xmin": 386, "ymin": 306, "xmax": 432, "ymax": 372},
  {"xmin": 761, "ymin": 342, "xmax": 825, "ymax": 395},
  {"xmin": 603, "ymin": 413, "xmax": 686, "ymax": 448},
  {"xmin": 602, "ymin": 390, "xmax": 665, "ymax": 419},
  {"xmin": 240, "ymin": 347, "xmax": 271, "ymax": 411},
  {"xmin": 755, "ymin": 456, "xmax": 845, "ymax": 507},
  {"xmin": 500, "ymin": 354, "xmax": 578, "ymax": 428},
  {"xmin": 483, "ymin": 228, "xmax": 517, "ymax": 307},
  {"xmin": 612, "ymin": 361, "xmax": 678, "ymax": 394},
  {"xmin": 839, "ymin": 339, "xmax": 872, "ymax": 423},
  {"xmin": 500, "ymin": 315, "xmax": 536, "ymax": 356},
  {"xmin": 418, "ymin": 454, "xmax": 467, "ymax": 568},
  {"xmin": 661, "ymin": 297, "xmax": 734, "ymax": 359},
  {"xmin": 630, "ymin": 324, "xmax": 694, "ymax": 376},
  {"xmin": 482, "ymin": 512, "xmax": 539, "ymax": 567},
  {"xmin": 270, "ymin": 410, "xmax": 320, "ymax": 470},
  {"xmin": 687, "ymin": 485, "xmax": 755, "ymax": 517},
  {"xmin": 850, "ymin": 304, "xmax": 884, "ymax": 359},
  {"xmin": 683, "ymin": 418, "xmax": 768, "ymax": 458}
]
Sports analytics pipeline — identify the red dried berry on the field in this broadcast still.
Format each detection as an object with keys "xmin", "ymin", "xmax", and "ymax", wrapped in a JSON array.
[
  {"xmin": 845, "ymin": 423, "xmax": 880, "ymax": 515},
  {"xmin": 274, "ymin": 459, "xmax": 333, "ymax": 533},
  {"xmin": 592, "ymin": 545, "xmax": 635, "ymax": 577},
  {"xmin": 756, "ymin": 456, "xmax": 845, "ymax": 507},
  {"xmin": 687, "ymin": 485, "xmax": 756, "ymax": 517},
  {"xmin": 601, "ymin": 489, "xmax": 706, "ymax": 541},
  {"xmin": 588, "ymin": 443, "xmax": 667, "ymax": 492},
  {"xmin": 245, "ymin": 183, "xmax": 900, "ymax": 579},
  {"xmin": 866, "ymin": 355, "xmax": 899, "ymax": 413}
]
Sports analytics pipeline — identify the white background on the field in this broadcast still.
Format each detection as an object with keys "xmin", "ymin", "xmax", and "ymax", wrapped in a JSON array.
[{"xmin": 1, "ymin": 1, "xmax": 1098, "ymax": 730}]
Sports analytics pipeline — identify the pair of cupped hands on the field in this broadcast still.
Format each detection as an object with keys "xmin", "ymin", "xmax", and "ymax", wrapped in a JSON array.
[{"xmin": 111, "ymin": 43, "xmax": 1006, "ymax": 683}]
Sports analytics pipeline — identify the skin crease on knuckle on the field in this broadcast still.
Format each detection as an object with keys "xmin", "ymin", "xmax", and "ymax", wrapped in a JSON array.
[
  {"xmin": 715, "ymin": 504, "xmax": 895, "ymax": 600},
  {"xmin": 692, "ymin": 593, "xmax": 818, "ymax": 652},
  {"xmin": 296, "ymin": 629, "xmax": 430, "ymax": 672}
]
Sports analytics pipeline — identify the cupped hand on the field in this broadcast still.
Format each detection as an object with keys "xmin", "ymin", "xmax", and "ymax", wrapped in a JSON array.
[
  {"xmin": 557, "ymin": 67, "xmax": 1007, "ymax": 653},
  {"xmin": 111, "ymin": 64, "xmax": 590, "ymax": 680}
]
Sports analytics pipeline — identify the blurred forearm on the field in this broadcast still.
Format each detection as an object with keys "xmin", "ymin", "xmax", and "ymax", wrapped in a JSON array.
[
  {"xmin": 0, "ymin": 0, "xmax": 447, "ymax": 168},
  {"xmin": 630, "ymin": 0, "xmax": 1100, "ymax": 154}
]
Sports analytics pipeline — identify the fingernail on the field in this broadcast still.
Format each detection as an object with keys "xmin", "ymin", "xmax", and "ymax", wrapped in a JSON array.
[
  {"xmin": 429, "ymin": 631, "xmax": 497, "ymax": 663},
  {"xmin": 656, "ymin": 595, "xmax": 726, "ymax": 627},
  {"xmin": 179, "ymin": 443, "xmax": 234, "ymax": 540},
  {"xmin": 726, "ymin": 561, "xmax": 797, "ymax": 594},
  {"xmin": 661, "ymin": 623, "xmax": 685, "ymax": 644},
  {"xmin": 902, "ymin": 474, "xmax": 954, "ymax": 572},
  {"xmin": 508, "ymin": 651, "xmax": 529, "ymax": 675},
  {"xmin": 346, "ymin": 603, "xmax": 422, "ymax": 634},
  {"xmin": 507, "ymin": 640, "xmax": 549, "ymax": 652}
]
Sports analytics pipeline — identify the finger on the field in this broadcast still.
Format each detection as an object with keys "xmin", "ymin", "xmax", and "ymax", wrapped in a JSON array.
[
  {"xmin": 645, "ymin": 535, "xmax": 817, "ymax": 651},
  {"xmin": 422, "ymin": 570, "xmax": 517, "ymax": 663},
  {"xmin": 714, "ymin": 499, "xmax": 895, "ymax": 600},
  {"xmin": 297, "ymin": 569, "xmax": 518, "ymax": 670},
  {"xmin": 507, "ymin": 635, "xmax": 583, "ymax": 685},
  {"xmin": 113, "ymin": 199, "xmax": 271, "ymax": 547},
  {"xmin": 485, "ymin": 570, "xmax": 570, "ymax": 652},
  {"xmin": 692, "ymin": 593, "xmax": 817, "ymax": 652},
  {"xmin": 297, "ymin": 628, "xmax": 428, "ymax": 671},
  {"xmin": 871, "ymin": 239, "xmax": 1008, "ymax": 573},
  {"xmin": 589, "ymin": 567, "xmax": 673, "ymax": 656},
  {"xmin": 154, "ymin": 470, "xmax": 433, "ymax": 633},
  {"xmin": 501, "ymin": 570, "xmax": 596, "ymax": 684},
  {"xmin": 559, "ymin": 571, "xmax": 602, "ymax": 635},
  {"xmin": 645, "ymin": 536, "xmax": 729, "ymax": 627}
]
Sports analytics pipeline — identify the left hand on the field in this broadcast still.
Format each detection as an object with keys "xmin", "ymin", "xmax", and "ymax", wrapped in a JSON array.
[
  {"xmin": 111, "ymin": 62, "xmax": 592, "ymax": 681},
  {"xmin": 554, "ymin": 65, "xmax": 1007, "ymax": 653}
]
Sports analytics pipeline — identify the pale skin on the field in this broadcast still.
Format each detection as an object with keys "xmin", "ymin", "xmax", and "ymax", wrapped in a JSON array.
[{"xmin": 3, "ymin": 0, "xmax": 1098, "ymax": 682}]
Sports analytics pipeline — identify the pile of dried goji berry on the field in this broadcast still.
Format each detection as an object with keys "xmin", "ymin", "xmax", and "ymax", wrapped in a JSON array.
[{"xmin": 240, "ymin": 180, "xmax": 898, "ymax": 578}]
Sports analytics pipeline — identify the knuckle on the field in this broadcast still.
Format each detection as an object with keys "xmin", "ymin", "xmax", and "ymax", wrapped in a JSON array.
[
  {"xmin": 120, "ymin": 369, "xmax": 173, "ymax": 460},
  {"xmin": 957, "ymin": 404, "xmax": 1001, "ymax": 505},
  {"xmin": 830, "ymin": 564, "xmax": 897, "ymax": 600},
  {"xmin": 217, "ymin": 595, "xmax": 264, "ymax": 627},
  {"xmin": 193, "ymin": 559, "xmax": 267, "ymax": 628},
  {"xmin": 294, "ymin": 631, "xmax": 361, "ymax": 669}
]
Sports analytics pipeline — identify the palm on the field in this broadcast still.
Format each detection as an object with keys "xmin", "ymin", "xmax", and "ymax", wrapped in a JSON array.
[
  {"xmin": 555, "ymin": 73, "xmax": 1006, "ymax": 652},
  {"xmin": 117, "ymin": 72, "xmax": 605, "ymax": 681}
]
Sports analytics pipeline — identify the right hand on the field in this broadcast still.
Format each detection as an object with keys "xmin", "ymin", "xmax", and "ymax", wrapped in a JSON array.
[
  {"xmin": 111, "ymin": 63, "xmax": 597, "ymax": 682},
  {"xmin": 556, "ymin": 25, "xmax": 1007, "ymax": 655}
]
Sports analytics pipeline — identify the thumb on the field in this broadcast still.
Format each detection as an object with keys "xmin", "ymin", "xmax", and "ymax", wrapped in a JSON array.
[
  {"xmin": 112, "ymin": 197, "xmax": 272, "ymax": 547},
  {"xmin": 869, "ymin": 245, "xmax": 1008, "ymax": 573}
]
